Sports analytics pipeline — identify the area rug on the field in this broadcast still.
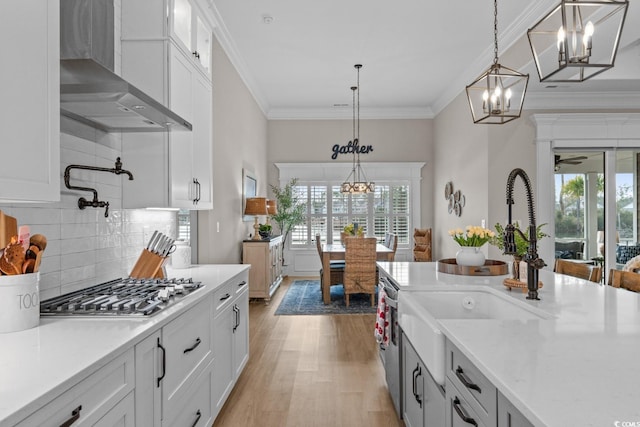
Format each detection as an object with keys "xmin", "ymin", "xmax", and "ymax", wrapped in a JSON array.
[{"xmin": 275, "ymin": 280, "xmax": 377, "ymax": 315}]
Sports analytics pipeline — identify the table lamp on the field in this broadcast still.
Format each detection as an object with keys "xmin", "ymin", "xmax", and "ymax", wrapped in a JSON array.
[
  {"xmin": 266, "ymin": 199, "xmax": 277, "ymax": 226},
  {"xmin": 245, "ymin": 197, "xmax": 268, "ymax": 240}
]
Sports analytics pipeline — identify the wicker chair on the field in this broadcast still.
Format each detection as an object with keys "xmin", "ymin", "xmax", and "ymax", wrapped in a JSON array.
[
  {"xmin": 344, "ymin": 237, "xmax": 377, "ymax": 307},
  {"xmin": 554, "ymin": 259, "xmax": 601, "ymax": 283},
  {"xmin": 608, "ymin": 269, "xmax": 640, "ymax": 293},
  {"xmin": 315, "ymin": 234, "xmax": 344, "ymax": 293},
  {"xmin": 384, "ymin": 232, "xmax": 398, "ymax": 261}
]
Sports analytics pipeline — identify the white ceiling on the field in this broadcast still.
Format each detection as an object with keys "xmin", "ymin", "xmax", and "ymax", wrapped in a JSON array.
[{"xmin": 206, "ymin": 0, "xmax": 640, "ymax": 120}]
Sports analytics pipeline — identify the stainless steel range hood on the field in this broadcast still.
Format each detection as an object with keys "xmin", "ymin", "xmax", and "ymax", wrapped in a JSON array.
[{"xmin": 60, "ymin": 0, "xmax": 192, "ymax": 132}]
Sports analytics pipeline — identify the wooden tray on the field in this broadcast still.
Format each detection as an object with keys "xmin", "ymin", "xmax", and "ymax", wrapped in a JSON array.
[
  {"xmin": 436, "ymin": 258, "xmax": 509, "ymax": 276},
  {"xmin": 503, "ymin": 278, "xmax": 544, "ymax": 293}
]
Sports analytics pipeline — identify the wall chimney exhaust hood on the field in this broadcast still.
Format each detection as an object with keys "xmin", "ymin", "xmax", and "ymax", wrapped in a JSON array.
[{"xmin": 60, "ymin": 0, "xmax": 192, "ymax": 133}]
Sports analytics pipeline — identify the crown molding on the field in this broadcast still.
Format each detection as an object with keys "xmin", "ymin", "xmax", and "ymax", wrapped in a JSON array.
[{"xmin": 525, "ymin": 91, "xmax": 640, "ymax": 110}]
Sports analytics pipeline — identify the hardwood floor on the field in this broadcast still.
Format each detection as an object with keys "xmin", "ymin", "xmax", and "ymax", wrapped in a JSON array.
[{"xmin": 213, "ymin": 276, "xmax": 403, "ymax": 427}]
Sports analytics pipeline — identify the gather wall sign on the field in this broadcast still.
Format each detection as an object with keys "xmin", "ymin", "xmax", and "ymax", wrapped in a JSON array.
[{"xmin": 331, "ymin": 141, "xmax": 373, "ymax": 160}]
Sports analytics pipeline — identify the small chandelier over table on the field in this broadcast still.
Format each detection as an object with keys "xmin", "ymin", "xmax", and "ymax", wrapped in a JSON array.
[
  {"xmin": 341, "ymin": 64, "xmax": 374, "ymax": 194},
  {"xmin": 527, "ymin": 0, "xmax": 628, "ymax": 82},
  {"xmin": 465, "ymin": 0, "xmax": 529, "ymax": 125}
]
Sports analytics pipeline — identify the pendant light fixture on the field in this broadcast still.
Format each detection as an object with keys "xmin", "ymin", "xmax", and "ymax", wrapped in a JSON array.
[
  {"xmin": 341, "ymin": 64, "xmax": 374, "ymax": 194},
  {"xmin": 527, "ymin": 0, "xmax": 628, "ymax": 82},
  {"xmin": 466, "ymin": 0, "xmax": 529, "ymax": 125}
]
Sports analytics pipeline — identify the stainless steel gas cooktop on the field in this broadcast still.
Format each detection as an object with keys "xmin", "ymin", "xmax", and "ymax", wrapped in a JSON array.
[{"xmin": 40, "ymin": 277, "xmax": 202, "ymax": 317}]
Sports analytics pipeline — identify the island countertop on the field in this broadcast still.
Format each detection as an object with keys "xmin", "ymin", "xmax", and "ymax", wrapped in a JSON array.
[
  {"xmin": 378, "ymin": 261, "xmax": 640, "ymax": 427},
  {"xmin": 0, "ymin": 264, "xmax": 249, "ymax": 427}
]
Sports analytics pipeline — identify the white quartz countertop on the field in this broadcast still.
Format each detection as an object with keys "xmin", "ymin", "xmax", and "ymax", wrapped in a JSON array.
[
  {"xmin": 378, "ymin": 262, "xmax": 640, "ymax": 427},
  {"xmin": 0, "ymin": 264, "xmax": 249, "ymax": 427}
]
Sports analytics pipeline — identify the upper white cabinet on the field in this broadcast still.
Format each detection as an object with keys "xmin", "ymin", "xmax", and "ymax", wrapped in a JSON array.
[
  {"xmin": 121, "ymin": 0, "xmax": 213, "ymax": 210},
  {"xmin": 170, "ymin": 0, "xmax": 213, "ymax": 77},
  {"xmin": 0, "ymin": 0, "xmax": 60, "ymax": 203}
]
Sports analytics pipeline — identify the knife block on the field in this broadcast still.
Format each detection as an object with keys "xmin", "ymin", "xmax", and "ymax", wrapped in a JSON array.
[{"xmin": 129, "ymin": 249, "xmax": 168, "ymax": 279}]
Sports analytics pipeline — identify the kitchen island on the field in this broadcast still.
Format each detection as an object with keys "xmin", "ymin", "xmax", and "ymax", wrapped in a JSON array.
[
  {"xmin": 378, "ymin": 262, "xmax": 640, "ymax": 427},
  {"xmin": 0, "ymin": 264, "xmax": 249, "ymax": 427}
]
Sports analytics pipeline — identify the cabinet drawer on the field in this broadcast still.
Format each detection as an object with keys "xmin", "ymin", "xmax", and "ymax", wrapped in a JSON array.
[
  {"xmin": 213, "ymin": 273, "xmax": 248, "ymax": 316},
  {"xmin": 162, "ymin": 298, "xmax": 213, "ymax": 416},
  {"xmin": 447, "ymin": 378, "xmax": 488, "ymax": 427},
  {"xmin": 447, "ymin": 341, "xmax": 496, "ymax": 426},
  {"xmin": 165, "ymin": 361, "xmax": 213, "ymax": 427},
  {"xmin": 16, "ymin": 349, "xmax": 134, "ymax": 427}
]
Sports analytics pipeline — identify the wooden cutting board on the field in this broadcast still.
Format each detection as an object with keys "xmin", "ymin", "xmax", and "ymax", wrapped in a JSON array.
[{"xmin": 0, "ymin": 210, "xmax": 18, "ymax": 248}]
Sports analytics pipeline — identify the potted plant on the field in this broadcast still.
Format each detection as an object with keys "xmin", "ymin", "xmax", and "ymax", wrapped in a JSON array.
[
  {"xmin": 489, "ymin": 222, "xmax": 548, "ymax": 279},
  {"xmin": 258, "ymin": 223, "xmax": 272, "ymax": 239},
  {"xmin": 270, "ymin": 178, "xmax": 305, "ymax": 263},
  {"xmin": 448, "ymin": 225, "xmax": 495, "ymax": 266}
]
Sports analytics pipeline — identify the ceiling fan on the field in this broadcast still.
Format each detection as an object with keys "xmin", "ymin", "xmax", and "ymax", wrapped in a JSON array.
[{"xmin": 554, "ymin": 155, "xmax": 588, "ymax": 171}]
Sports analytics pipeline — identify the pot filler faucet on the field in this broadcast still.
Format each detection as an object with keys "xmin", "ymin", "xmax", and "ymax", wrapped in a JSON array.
[
  {"xmin": 64, "ymin": 157, "xmax": 134, "ymax": 217},
  {"xmin": 504, "ymin": 168, "xmax": 545, "ymax": 300}
]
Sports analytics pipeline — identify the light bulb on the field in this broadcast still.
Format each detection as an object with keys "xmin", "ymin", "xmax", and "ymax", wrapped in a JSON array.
[
  {"xmin": 494, "ymin": 86, "xmax": 502, "ymax": 97},
  {"xmin": 505, "ymin": 88, "xmax": 512, "ymax": 100},
  {"xmin": 557, "ymin": 26, "xmax": 566, "ymax": 50},
  {"xmin": 585, "ymin": 21, "xmax": 594, "ymax": 37},
  {"xmin": 482, "ymin": 90, "xmax": 489, "ymax": 101}
]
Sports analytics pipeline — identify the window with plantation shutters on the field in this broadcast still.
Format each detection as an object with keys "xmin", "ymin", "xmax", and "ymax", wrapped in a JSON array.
[{"xmin": 290, "ymin": 182, "xmax": 411, "ymax": 248}]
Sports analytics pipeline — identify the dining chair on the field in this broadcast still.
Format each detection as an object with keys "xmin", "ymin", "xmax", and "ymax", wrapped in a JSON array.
[
  {"xmin": 315, "ymin": 234, "xmax": 344, "ymax": 293},
  {"xmin": 344, "ymin": 237, "xmax": 377, "ymax": 307},
  {"xmin": 554, "ymin": 259, "xmax": 602, "ymax": 283},
  {"xmin": 384, "ymin": 232, "xmax": 398, "ymax": 261},
  {"xmin": 607, "ymin": 269, "xmax": 640, "ymax": 293}
]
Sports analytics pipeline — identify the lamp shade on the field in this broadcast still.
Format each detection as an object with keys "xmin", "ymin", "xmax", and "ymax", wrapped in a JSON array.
[
  {"xmin": 266, "ymin": 199, "xmax": 277, "ymax": 215},
  {"xmin": 244, "ymin": 197, "xmax": 268, "ymax": 216}
]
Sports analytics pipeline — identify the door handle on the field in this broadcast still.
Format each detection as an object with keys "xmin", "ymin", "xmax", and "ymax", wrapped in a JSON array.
[
  {"xmin": 157, "ymin": 338, "xmax": 166, "ymax": 387},
  {"xmin": 59, "ymin": 405, "xmax": 82, "ymax": 427},
  {"xmin": 184, "ymin": 337, "xmax": 202, "ymax": 354},
  {"xmin": 455, "ymin": 366, "xmax": 482, "ymax": 393},
  {"xmin": 453, "ymin": 397, "xmax": 478, "ymax": 426}
]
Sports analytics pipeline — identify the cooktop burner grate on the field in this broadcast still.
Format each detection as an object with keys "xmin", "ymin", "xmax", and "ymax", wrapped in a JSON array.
[{"xmin": 40, "ymin": 277, "xmax": 202, "ymax": 317}]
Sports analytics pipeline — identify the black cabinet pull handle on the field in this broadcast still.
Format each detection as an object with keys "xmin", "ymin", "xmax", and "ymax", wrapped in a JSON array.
[
  {"xmin": 157, "ymin": 338, "xmax": 166, "ymax": 387},
  {"xmin": 190, "ymin": 409, "xmax": 202, "ymax": 427},
  {"xmin": 453, "ymin": 397, "xmax": 478, "ymax": 426},
  {"xmin": 184, "ymin": 337, "xmax": 202, "ymax": 354},
  {"xmin": 219, "ymin": 293, "xmax": 231, "ymax": 301},
  {"xmin": 238, "ymin": 280, "xmax": 247, "ymax": 287},
  {"xmin": 412, "ymin": 364, "xmax": 423, "ymax": 408},
  {"xmin": 59, "ymin": 405, "xmax": 82, "ymax": 427},
  {"xmin": 455, "ymin": 366, "xmax": 482, "ymax": 393},
  {"xmin": 195, "ymin": 179, "xmax": 201, "ymax": 203}
]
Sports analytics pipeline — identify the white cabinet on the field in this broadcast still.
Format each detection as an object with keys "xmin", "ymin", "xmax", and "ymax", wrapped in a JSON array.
[
  {"xmin": 121, "ymin": 0, "xmax": 213, "ymax": 210},
  {"xmin": 169, "ymin": 0, "xmax": 212, "ymax": 77},
  {"xmin": 497, "ymin": 391, "xmax": 534, "ymax": 427},
  {"xmin": 243, "ymin": 236, "xmax": 284, "ymax": 303},
  {"xmin": 0, "ymin": 0, "xmax": 59, "ymax": 203},
  {"xmin": 16, "ymin": 350, "xmax": 135, "ymax": 427},
  {"xmin": 402, "ymin": 333, "xmax": 445, "ymax": 427},
  {"xmin": 212, "ymin": 272, "xmax": 249, "ymax": 418},
  {"xmin": 135, "ymin": 297, "xmax": 213, "ymax": 426}
]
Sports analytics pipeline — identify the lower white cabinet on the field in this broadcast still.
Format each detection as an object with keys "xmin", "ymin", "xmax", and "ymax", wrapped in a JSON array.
[
  {"xmin": 497, "ymin": 391, "xmax": 534, "ymax": 427},
  {"xmin": 16, "ymin": 350, "xmax": 135, "ymax": 427},
  {"xmin": 212, "ymin": 272, "xmax": 249, "ymax": 418},
  {"xmin": 402, "ymin": 332, "xmax": 445, "ymax": 427}
]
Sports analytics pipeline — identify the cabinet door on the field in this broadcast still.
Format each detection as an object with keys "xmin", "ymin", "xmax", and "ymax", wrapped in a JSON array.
[
  {"xmin": 402, "ymin": 337, "xmax": 424, "ymax": 427},
  {"xmin": 0, "ymin": 0, "xmax": 59, "ymax": 202},
  {"xmin": 194, "ymin": 14, "xmax": 212, "ymax": 76},
  {"xmin": 94, "ymin": 392, "xmax": 135, "ymax": 427},
  {"xmin": 191, "ymin": 71, "xmax": 213, "ymax": 208},
  {"xmin": 424, "ymin": 368, "xmax": 446, "ymax": 427},
  {"xmin": 135, "ymin": 332, "xmax": 162, "ymax": 427},
  {"xmin": 212, "ymin": 304, "xmax": 234, "ymax": 417},
  {"xmin": 170, "ymin": 0, "xmax": 192, "ymax": 54},
  {"xmin": 498, "ymin": 391, "xmax": 534, "ymax": 427},
  {"xmin": 233, "ymin": 288, "xmax": 249, "ymax": 378}
]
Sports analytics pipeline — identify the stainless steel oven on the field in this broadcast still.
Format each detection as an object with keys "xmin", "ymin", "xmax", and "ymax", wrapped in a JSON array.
[{"xmin": 379, "ymin": 275, "xmax": 401, "ymax": 417}]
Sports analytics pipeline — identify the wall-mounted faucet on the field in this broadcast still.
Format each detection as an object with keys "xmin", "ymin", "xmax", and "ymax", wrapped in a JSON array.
[
  {"xmin": 504, "ymin": 168, "xmax": 545, "ymax": 300},
  {"xmin": 64, "ymin": 157, "xmax": 134, "ymax": 217}
]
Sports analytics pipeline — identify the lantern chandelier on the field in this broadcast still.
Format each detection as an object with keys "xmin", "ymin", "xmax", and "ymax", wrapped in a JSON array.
[
  {"xmin": 527, "ymin": 0, "xmax": 628, "ymax": 82},
  {"xmin": 341, "ymin": 64, "xmax": 374, "ymax": 194},
  {"xmin": 465, "ymin": 0, "xmax": 529, "ymax": 124}
]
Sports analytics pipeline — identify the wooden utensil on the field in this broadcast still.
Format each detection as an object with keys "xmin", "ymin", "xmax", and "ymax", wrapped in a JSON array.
[{"xmin": 0, "ymin": 210, "xmax": 18, "ymax": 249}]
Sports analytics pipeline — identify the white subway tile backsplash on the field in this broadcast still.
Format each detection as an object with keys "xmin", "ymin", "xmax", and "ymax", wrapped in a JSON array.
[{"xmin": 0, "ymin": 128, "xmax": 176, "ymax": 298}]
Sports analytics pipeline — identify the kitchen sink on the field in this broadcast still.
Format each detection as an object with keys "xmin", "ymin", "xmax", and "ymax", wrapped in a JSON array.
[{"xmin": 398, "ymin": 287, "xmax": 551, "ymax": 386}]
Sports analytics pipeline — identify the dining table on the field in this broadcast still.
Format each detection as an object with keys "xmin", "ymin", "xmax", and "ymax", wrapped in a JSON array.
[{"xmin": 321, "ymin": 243, "xmax": 394, "ymax": 304}]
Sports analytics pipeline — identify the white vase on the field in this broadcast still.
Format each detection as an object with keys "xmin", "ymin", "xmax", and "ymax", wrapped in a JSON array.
[{"xmin": 455, "ymin": 246, "xmax": 485, "ymax": 267}]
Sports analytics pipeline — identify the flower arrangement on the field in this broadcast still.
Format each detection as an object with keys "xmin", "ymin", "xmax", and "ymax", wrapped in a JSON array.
[
  {"xmin": 449, "ymin": 225, "xmax": 495, "ymax": 247},
  {"xmin": 343, "ymin": 223, "xmax": 364, "ymax": 236}
]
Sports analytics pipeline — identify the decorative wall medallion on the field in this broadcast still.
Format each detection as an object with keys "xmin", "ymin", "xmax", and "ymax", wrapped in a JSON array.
[{"xmin": 444, "ymin": 182, "xmax": 465, "ymax": 217}]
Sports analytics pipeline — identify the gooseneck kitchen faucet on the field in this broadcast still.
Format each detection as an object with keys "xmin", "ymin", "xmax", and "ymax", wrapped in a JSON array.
[
  {"xmin": 64, "ymin": 157, "xmax": 134, "ymax": 217},
  {"xmin": 504, "ymin": 168, "xmax": 545, "ymax": 300}
]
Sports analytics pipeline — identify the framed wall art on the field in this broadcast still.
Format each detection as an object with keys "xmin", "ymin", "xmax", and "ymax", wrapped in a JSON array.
[{"xmin": 243, "ymin": 168, "xmax": 257, "ymax": 222}]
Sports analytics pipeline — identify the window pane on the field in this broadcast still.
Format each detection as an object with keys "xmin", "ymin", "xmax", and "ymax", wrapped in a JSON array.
[
  {"xmin": 311, "ymin": 217, "xmax": 327, "ymax": 242},
  {"xmin": 393, "ymin": 185, "xmax": 409, "ymax": 214},
  {"xmin": 352, "ymin": 193, "xmax": 368, "ymax": 214},
  {"xmin": 374, "ymin": 216, "xmax": 389, "ymax": 242},
  {"xmin": 333, "ymin": 216, "xmax": 349, "ymax": 244},
  {"xmin": 310, "ymin": 186, "xmax": 327, "ymax": 215},
  {"xmin": 374, "ymin": 186, "xmax": 390, "ymax": 214},
  {"xmin": 393, "ymin": 216, "xmax": 410, "ymax": 244},
  {"xmin": 332, "ymin": 186, "xmax": 348, "ymax": 214},
  {"xmin": 290, "ymin": 223, "xmax": 307, "ymax": 245}
]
